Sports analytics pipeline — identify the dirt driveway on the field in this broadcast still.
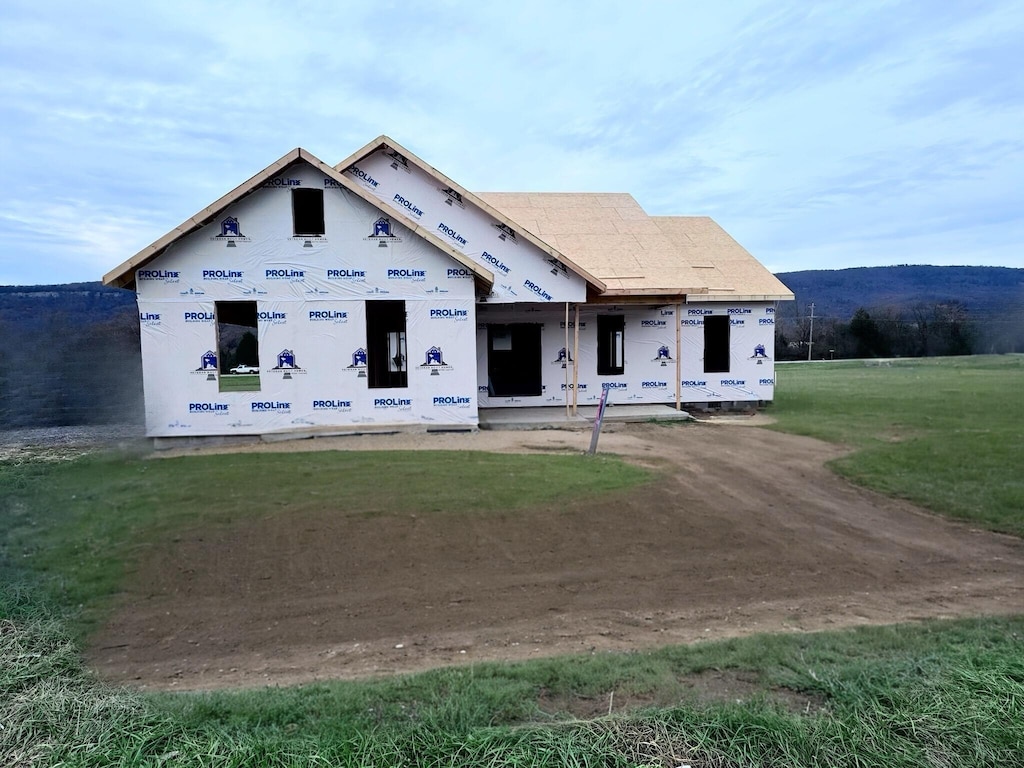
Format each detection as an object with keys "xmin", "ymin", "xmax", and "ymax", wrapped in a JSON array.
[{"xmin": 87, "ymin": 422, "xmax": 1024, "ymax": 691}]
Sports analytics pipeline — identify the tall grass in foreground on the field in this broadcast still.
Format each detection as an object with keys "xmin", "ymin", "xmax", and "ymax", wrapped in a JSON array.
[
  {"xmin": 4, "ymin": 584, "xmax": 1023, "ymax": 767},
  {"xmin": 768, "ymin": 355, "xmax": 1024, "ymax": 535}
]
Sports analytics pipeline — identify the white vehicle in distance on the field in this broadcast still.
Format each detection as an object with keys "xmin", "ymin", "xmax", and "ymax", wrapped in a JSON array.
[{"xmin": 229, "ymin": 364, "xmax": 259, "ymax": 374}]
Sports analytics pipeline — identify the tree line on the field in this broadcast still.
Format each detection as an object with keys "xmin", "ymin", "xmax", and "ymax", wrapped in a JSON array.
[
  {"xmin": 0, "ymin": 306, "xmax": 144, "ymax": 429},
  {"xmin": 775, "ymin": 301, "xmax": 1024, "ymax": 360}
]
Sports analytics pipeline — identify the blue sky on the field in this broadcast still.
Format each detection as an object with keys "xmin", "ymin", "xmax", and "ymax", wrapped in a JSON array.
[{"xmin": 2, "ymin": 0, "xmax": 1022, "ymax": 285}]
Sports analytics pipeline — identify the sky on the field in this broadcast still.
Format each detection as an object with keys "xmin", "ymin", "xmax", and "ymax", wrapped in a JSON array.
[{"xmin": 1, "ymin": 0, "xmax": 1022, "ymax": 286}]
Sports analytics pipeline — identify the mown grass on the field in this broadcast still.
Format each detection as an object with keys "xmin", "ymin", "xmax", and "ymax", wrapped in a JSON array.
[
  {"xmin": 218, "ymin": 374, "xmax": 261, "ymax": 392},
  {"xmin": 1, "ymin": 449, "xmax": 647, "ymax": 636},
  {"xmin": 4, "ymin": 582, "xmax": 1023, "ymax": 767},
  {"xmin": 767, "ymin": 354, "xmax": 1024, "ymax": 535}
]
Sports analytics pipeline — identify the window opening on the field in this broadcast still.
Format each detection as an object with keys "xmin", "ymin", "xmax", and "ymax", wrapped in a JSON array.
[
  {"xmin": 366, "ymin": 300, "xmax": 408, "ymax": 388},
  {"xmin": 215, "ymin": 301, "xmax": 260, "ymax": 392},
  {"xmin": 597, "ymin": 315, "xmax": 625, "ymax": 375},
  {"xmin": 703, "ymin": 315, "xmax": 730, "ymax": 373},
  {"xmin": 292, "ymin": 188, "xmax": 325, "ymax": 236}
]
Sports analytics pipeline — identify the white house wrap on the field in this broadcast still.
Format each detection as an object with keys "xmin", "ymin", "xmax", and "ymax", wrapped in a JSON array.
[{"xmin": 105, "ymin": 137, "xmax": 794, "ymax": 437}]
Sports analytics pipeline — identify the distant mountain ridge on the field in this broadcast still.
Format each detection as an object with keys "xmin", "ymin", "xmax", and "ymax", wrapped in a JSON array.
[
  {"xmin": 774, "ymin": 265, "xmax": 1024, "ymax": 321},
  {"xmin": 0, "ymin": 282, "xmax": 136, "ymax": 331},
  {"xmin": 0, "ymin": 282, "xmax": 141, "ymax": 428},
  {"xmin": 772, "ymin": 265, "xmax": 1024, "ymax": 358}
]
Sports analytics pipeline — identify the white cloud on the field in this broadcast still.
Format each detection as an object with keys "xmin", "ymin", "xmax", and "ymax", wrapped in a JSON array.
[
  {"xmin": 0, "ymin": 0, "xmax": 1022, "ymax": 284},
  {"xmin": 0, "ymin": 198, "xmax": 157, "ymax": 281}
]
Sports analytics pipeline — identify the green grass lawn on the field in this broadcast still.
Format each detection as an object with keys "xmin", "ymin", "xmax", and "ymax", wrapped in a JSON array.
[
  {"xmin": 767, "ymin": 354, "xmax": 1024, "ymax": 535},
  {"xmin": 3, "ymin": 355, "xmax": 1024, "ymax": 766},
  {"xmin": 218, "ymin": 373, "xmax": 261, "ymax": 392}
]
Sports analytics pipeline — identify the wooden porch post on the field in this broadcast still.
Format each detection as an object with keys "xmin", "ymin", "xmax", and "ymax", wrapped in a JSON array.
[
  {"xmin": 564, "ymin": 302, "xmax": 570, "ymax": 418},
  {"xmin": 675, "ymin": 301, "xmax": 682, "ymax": 411},
  {"xmin": 572, "ymin": 303, "xmax": 580, "ymax": 415}
]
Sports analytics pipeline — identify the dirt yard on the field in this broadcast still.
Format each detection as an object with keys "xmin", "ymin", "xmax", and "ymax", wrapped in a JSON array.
[{"xmin": 86, "ymin": 421, "xmax": 1024, "ymax": 691}]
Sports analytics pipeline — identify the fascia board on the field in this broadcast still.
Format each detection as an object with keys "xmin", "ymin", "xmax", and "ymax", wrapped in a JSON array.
[{"xmin": 103, "ymin": 149, "xmax": 306, "ymax": 289}]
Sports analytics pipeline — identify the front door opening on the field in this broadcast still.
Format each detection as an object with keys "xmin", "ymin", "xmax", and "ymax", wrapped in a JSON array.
[
  {"xmin": 487, "ymin": 323, "xmax": 542, "ymax": 397},
  {"xmin": 366, "ymin": 300, "xmax": 407, "ymax": 388}
]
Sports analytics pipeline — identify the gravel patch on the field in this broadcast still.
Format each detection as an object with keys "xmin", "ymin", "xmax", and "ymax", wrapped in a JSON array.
[{"xmin": 0, "ymin": 424, "xmax": 146, "ymax": 462}]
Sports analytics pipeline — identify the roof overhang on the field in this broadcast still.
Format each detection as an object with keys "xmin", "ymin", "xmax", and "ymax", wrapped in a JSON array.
[{"xmin": 587, "ymin": 288, "xmax": 792, "ymax": 304}]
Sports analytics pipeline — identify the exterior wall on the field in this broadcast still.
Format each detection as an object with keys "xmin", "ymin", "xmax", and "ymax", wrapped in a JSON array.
[
  {"xmin": 679, "ymin": 302, "xmax": 777, "ymax": 403},
  {"xmin": 476, "ymin": 302, "xmax": 777, "ymax": 408},
  {"xmin": 344, "ymin": 149, "xmax": 588, "ymax": 304},
  {"xmin": 128, "ymin": 157, "xmax": 780, "ymax": 437},
  {"xmin": 135, "ymin": 161, "xmax": 478, "ymax": 437}
]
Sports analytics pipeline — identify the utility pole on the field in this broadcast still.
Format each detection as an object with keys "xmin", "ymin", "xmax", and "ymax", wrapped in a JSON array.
[{"xmin": 807, "ymin": 302, "xmax": 815, "ymax": 362}]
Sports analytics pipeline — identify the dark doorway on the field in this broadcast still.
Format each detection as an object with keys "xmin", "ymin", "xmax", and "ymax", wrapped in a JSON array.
[
  {"xmin": 704, "ymin": 315, "xmax": 730, "ymax": 373},
  {"xmin": 487, "ymin": 324, "xmax": 542, "ymax": 397},
  {"xmin": 366, "ymin": 300, "xmax": 407, "ymax": 388}
]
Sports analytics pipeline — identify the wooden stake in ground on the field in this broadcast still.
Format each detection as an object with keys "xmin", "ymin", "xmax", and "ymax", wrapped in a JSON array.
[{"xmin": 588, "ymin": 387, "xmax": 610, "ymax": 455}]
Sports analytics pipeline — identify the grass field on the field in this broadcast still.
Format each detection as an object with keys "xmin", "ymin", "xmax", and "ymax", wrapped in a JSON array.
[
  {"xmin": 218, "ymin": 373, "xmax": 260, "ymax": 392},
  {"xmin": 768, "ymin": 354, "xmax": 1024, "ymax": 535},
  {"xmin": 3, "ymin": 355, "xmax": 1023, "ymax": 766}
]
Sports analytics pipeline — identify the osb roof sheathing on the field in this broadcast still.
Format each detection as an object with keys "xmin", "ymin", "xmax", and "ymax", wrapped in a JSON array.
[
  {"xmin": 478, "ymin": 193, "xmax": 794, "ymax": 301},
  {"xmin": 653, "ymin": 216, "xmax": 794, "ymax": 301}
]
